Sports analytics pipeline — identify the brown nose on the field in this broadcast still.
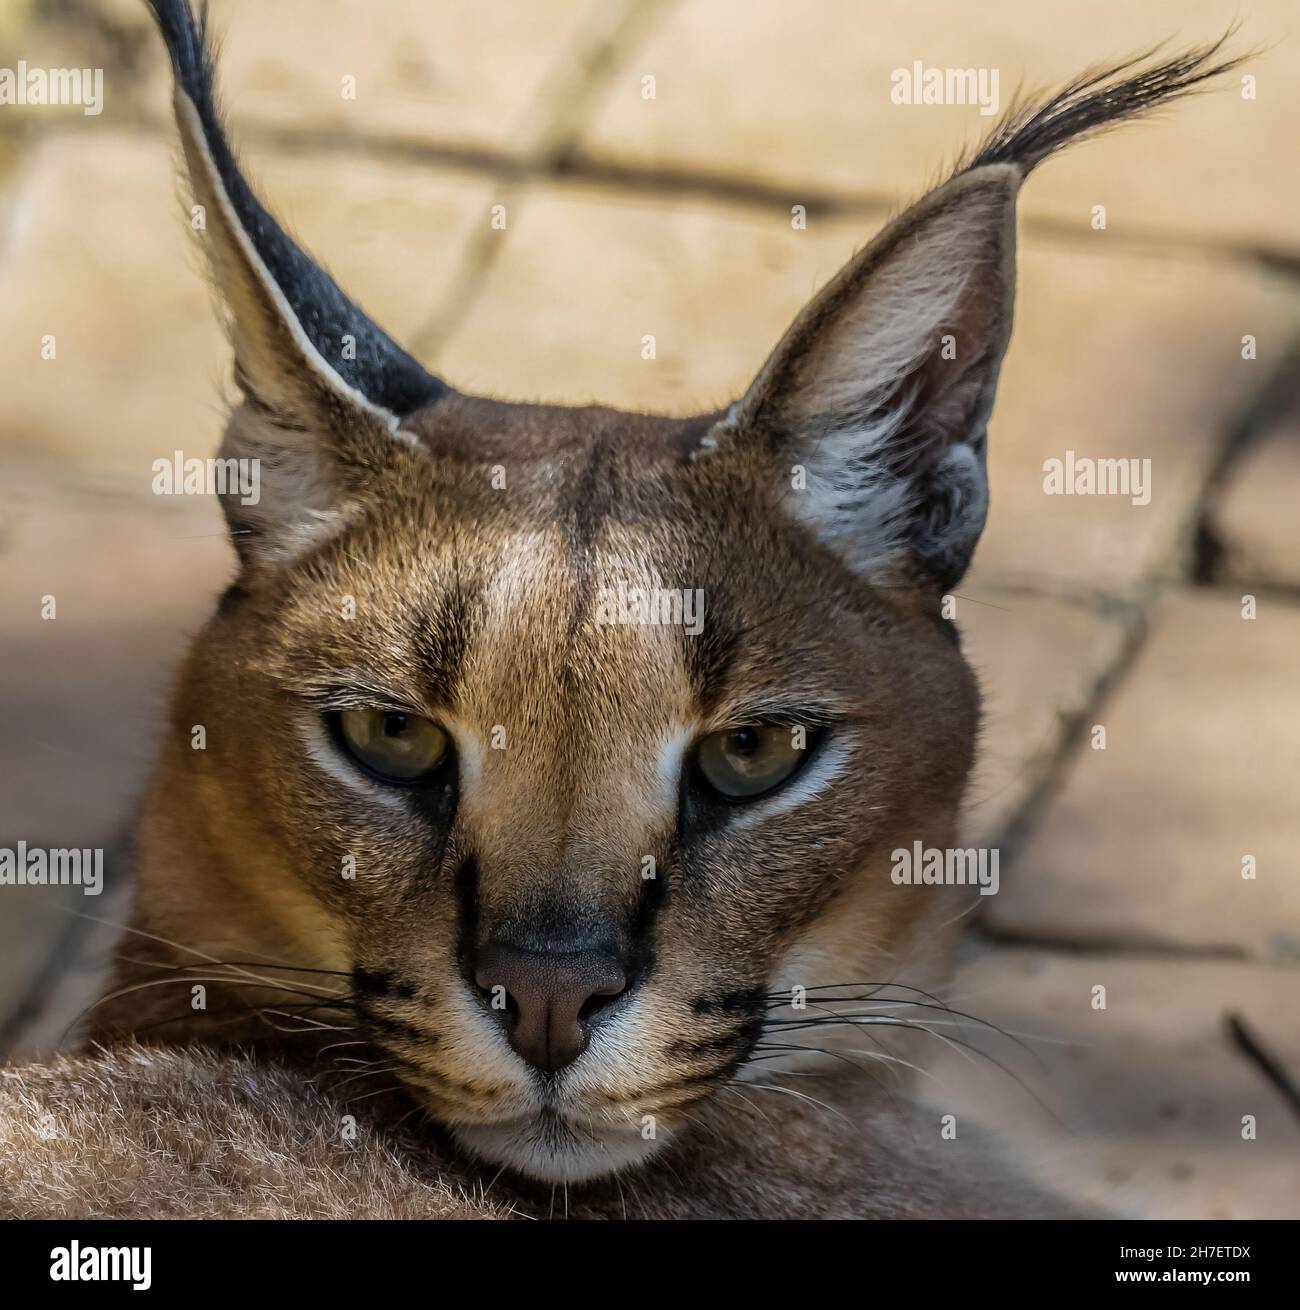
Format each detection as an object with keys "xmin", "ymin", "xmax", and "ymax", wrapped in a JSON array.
[{"xmin": 474, "ymin": 943, "xmax": 628, "ymax": 1074}]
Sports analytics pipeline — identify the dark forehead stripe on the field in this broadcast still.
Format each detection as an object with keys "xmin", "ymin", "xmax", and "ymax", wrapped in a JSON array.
[
  {"xmin": 557, "ymin": 420, "xmax": 743, "ymax": 704},
  {"xmin": 560, "ymin": 436, "xmax": 620, "ymax": 639},
  {"xmin": 412, "ymin": 578, "xmax": 477, "ymax": 705},
  {"xmin": 562, "ymin": 436, "xmax": 618, "ymax": 564},
  {"xmin": 680, "ymin": 589, "xmax": 740, "ymax": 712}
]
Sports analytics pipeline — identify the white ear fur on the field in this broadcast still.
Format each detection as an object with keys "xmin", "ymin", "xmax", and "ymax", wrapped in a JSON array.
[
  {"xmin": 214, "ymin": 405, "xmax": 347, "ymax": 565},
  {"xmin": 171, "ymin": 88, "xmax": 436, "ymax": 566},
  {"xmin": 729, "ymin": 165, "xmax": 1021, "ymax": 588},
  {"xmin": 174, "ymin": 92, "xmax": 406, "ymax": 433}
]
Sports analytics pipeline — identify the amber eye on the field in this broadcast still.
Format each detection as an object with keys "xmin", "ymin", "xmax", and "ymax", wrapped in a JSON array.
[
  {"xmin": 694, "ymin": 725, "xmax": 807, "ymax": 800},
  {"xmin": 336, "ymin": 708, "xmax": 449, "ymax": 782}
]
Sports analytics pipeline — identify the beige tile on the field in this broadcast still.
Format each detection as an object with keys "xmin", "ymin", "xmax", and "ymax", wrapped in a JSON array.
[
  {"xmin": 438, "ymin": 181, "xmax": 1300, "ymax": 592},
  {"xmin": 0, "ymin": 132, "xmax": 223, "ymax": 484},
  {"xmin": 974, "ymin": 246, "xmax": 1299, "ymax": 593},
  {"xmin": 956, "ymin": 585, "xmax": 1129, "ymax": 846},
  {"xmin": 0, "ymin": 491, "xmax": 233, "ymax": 1044},
  {"xmin": 0, "ymin": 132, "xmax": 493, "ymax": 483},
  {"xmin": 0, "ymin": 0, "xmax": 150, "ymax": 133},
  {"xmin": 920, "ymin": 948, "xmax": 1300, "ymax": 1218},
  {"xmin": 0, "ymin": 491, "xmax": 232, "ymax": 845},
  {"xmin": 1210, "ymin": 416, "xmax": 1300, "ymax": 590},
  {"xmin": 134, "ymin": 0, "xmax": 599, "ymax": 155},
  {"xmin": 436, "ymin": 182, "xmax": 870, "ymax": 411},
  {"xmin": 986, "ymin": 590, "xmax": 1300, "ymax": 962},
  {"xmin": 578, "ymin": 0, "xmax": 1300, "ymax": 253},
  {"xmin": 246, "ymin": 146, "xmax": 497, "ymax": 343},
  {"xmin": 3, "ymin": 0, "xmax": 597, "ymax": 148}
]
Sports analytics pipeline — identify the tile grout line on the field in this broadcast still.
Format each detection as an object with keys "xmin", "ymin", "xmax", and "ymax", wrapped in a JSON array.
[
  {"xmin": 408, "ymin": 0, "xmax": 670, "ymax": 363},
  {"xmin": 1192, "ymin": 336, "xmax": 1300, "ymax": 583},
  {"xmin": 972, "ymin": 326, "xmax": 1300, "ymax": 958},
  {"xmin": 5, "ymin": 112, "xmax": 1300, "ymax": 281}
]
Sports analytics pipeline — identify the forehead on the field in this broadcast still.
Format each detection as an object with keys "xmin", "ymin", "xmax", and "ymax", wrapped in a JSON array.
[
  {"xmin": 264, "ymin": 404, "xmax": 891, "ymax": 732},
  {"xmin": 275, "ymin": 498, "xmax": 708, "ymax": 729},
  {"xmin": 455, "ymin": 526, "xmax": 698, "ymax": 737}
]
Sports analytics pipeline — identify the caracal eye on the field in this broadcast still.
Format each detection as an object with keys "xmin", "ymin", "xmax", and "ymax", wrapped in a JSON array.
[
  {"xmin": 694, "ymin": 725, "xmax": 805, "ymax": 800},
  {"xmin": 336, "ymin": 708, "xmax": 449, "ymax": 782}
]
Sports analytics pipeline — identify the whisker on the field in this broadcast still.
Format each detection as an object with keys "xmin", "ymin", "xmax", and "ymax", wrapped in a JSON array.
[
  {"xmin": 116, "ymin": 953, "xmax": 351, "ymax": 979},
  {"xmin": 714, "ymin": 1083, "xmax": 776, "ymax": 1127},
  {"xmin": 124, "ymin": 999, "xmax": 338, "ymax": 1039},
  {"xmin": 317, "ymin": 1038, "xmax": 373, "ymax": 1058},
  {"xmin": 763, "ymin": 980, "xmax": 949, "ymax": 1006},
  {"xmin": 61, "ymin": 973, "xmax": 352, "ymax": 1043},
  {"xmin": 259, "ymin": 1007, "xmax": 356, "ymax": 1034},
  {"xmin": 66, "ymin": 913, "xmax": 348, "ymax": 998},
  {"xmin": 327, "ymin": 1065, "xmax": 402, "ymax": 1094},
  {"xmin": 765, "ymin": 991, "xmax": 1042, "ymax": 1066},
  {"xmin": 750, "ymin": 1040, "xmax": 932, "ymax": 1081},
  {"xmin": 730, "ymin": 1080, "xmax": 852, "ymax": 1126},
  {"xmin": 341, "ymin": 1080, "xmax": 408, "ymax": 1106}
]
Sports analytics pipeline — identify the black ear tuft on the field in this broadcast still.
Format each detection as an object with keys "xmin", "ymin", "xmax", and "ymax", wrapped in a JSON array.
[
  {"xmin": 961, "ymin": 31, "xmax": 1244, "ymax": 178},
  {"xmin": 145, "ymin": 0, "xmax": 445, "ymax": 418},
  {"xmin": 725, "ymin": 31, "xmax": 1245, "ymax": 593}
]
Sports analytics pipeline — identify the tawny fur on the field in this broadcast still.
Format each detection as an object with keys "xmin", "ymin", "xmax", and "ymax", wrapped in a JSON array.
[{"xmin": 0, "ymin": 1044, "xmax": 1078, "ymax": 1219}]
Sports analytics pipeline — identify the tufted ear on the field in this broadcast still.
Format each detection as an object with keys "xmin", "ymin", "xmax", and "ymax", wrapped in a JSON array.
[
  {"xmin": 721, "ymin": 38, "xmax": 1240, "ymax": 590},
  {"xmin": 148, "ymin": 0, "xmax": 447, "ymax": 564},
  {"xmin": 731, "ymin": 165, "xmax": 1019, "ymax": 591}
]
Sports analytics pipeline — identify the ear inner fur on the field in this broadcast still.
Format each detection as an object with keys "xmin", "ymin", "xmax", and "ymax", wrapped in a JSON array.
[{"xmin": 721, "ymin": 166, "xmax": 1021, "ymax": 590}]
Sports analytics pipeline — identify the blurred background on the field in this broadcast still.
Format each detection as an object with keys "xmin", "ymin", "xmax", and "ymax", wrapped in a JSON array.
[{"xmin": 0, "ymin": 0, "xmax": 1297, "ymax": 1216}]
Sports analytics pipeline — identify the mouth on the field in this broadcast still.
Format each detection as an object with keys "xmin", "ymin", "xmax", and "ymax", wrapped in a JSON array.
[
  {"xmin": 397, "ymin": 1064, "xmax": 729, "ymax": 1184},
  {"xmin": 448, "ymin": 1104, "xmax": 669, "ymax": 1184},
  {"xmin": 349, "ymin": 967, "xmax": 760, "ymax": 1183}
]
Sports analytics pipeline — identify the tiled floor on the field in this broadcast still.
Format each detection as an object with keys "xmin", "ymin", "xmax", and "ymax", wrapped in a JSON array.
[{"xmin": 1, "ymin": 0, "xmax": 1297, "ymax": 1216}]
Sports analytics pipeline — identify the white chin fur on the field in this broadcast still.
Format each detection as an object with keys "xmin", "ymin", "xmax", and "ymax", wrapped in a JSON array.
[{"xmin": 452, "ymin": 1115, "xmax": 670, "ymax": 1185}]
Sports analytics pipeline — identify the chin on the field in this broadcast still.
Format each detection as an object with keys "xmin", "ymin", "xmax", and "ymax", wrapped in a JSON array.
[{"xmin": 451, "ymin": 1110, "xmax": 671, "ymax": 1185}]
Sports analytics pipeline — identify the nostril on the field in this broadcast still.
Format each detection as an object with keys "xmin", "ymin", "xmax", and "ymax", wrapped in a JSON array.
[
  {"xmin": 471, "ymin": 943, "xmax": 632, "ymax": 1072},
  {"xmin": 577, "ymin": 988, "xmax": 621, "ymax": 1024},
  {"xmin": 577, "ymin": 967, "xmax": 630, "ymax": 1026},
  {"xmin": 482, "ymin": 985, "xmax": 519, "ymax": 1025}
]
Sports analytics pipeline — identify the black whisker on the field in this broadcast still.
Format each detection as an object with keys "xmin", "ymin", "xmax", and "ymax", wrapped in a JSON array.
[
  {"xmin": 117, "ymin": 954, "xmax": 352, "ymax": 979},
  {"xmin": 761, "ymin": 980, "xmax": 951, "ymax": 1008},
  {"xmin": 756, "ymin": 1018, "xmax": 1062, "ymax": 1126},
  {"xmin": 761, "ymin": 982, "xmax": 1042, "ymax": 1067},
  {"xmin": 125, "ymin": 999, "xmax": 344, "ymax": 1039}
]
